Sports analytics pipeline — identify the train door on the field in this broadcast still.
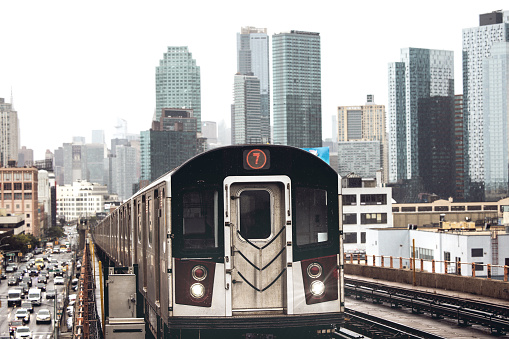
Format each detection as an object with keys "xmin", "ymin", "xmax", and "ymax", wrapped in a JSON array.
[{"xmin": 227, "ymin": 179, "xmax": 289, "ymax": 312}]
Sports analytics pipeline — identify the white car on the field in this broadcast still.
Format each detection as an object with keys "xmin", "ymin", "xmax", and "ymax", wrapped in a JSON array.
[
  {"xmin": 54, "ymin": 276, "xmax": 65, "ymax": 285},
  {"xmin": 68, "ymin": 294, "xmax": 77, "ymax": 306},
  {"xmin": 15, "ymin": 308, "xmax": 30, "ymax": 324},
  {"xmin": 15, "ymin": 326, "xmax": 32, "ymax": 339},
  {"xmin": 36, "ymin": 309, "xmax": 51, "ymax": 324}
]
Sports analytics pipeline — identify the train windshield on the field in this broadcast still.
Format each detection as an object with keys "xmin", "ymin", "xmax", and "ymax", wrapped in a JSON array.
[
  {"xmin": 294, "ymin": 187, "xmax": 329, "ymax": 246},
  {"xmin": 182, "ymin": 190, "xmax": 219, "ymax": 249}
]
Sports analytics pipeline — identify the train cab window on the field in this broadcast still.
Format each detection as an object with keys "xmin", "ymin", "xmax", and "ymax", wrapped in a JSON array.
[
  {"xmin": 295, "ymin": 187, "xmax": 328, "ymax": 246},
  {"xmin": 183, "ymin": 190, "xmax": 218, "ymax": 249},
  {"xmin": 239, "ymin": 190, "xmax": 271, "ymax": 240}
]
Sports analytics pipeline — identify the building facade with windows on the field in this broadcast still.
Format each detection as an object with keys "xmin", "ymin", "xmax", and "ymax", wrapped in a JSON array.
[
  {"xmin": 236, "ymin": 26, "xmax": 270, "ymax": 143},
  {"xmin": 232, "ymin": 74, "xmax": 262, "ymax": 144},
  {"xmin": 342, "ymin": 176, "xmax": 393, "ymax": 253},
  {"xmin": 388, "ymin": 48, "xmax": 454, "ymax": 190},
  {"xmin": 272, "ymin": 30, "xmax": 322, "ymax": 148},
  {"xmin": 155, "ymin": 46, "xmax": 201, "ymax": 131},
  {"xmin": 0, "ymin": 167, "xmax": 38, "ymax": 236},
  {"xmin": 56, "ymin": 180, "xmax": 107, "ymax": 222},
  {"xmin": 366, "ymin": 228, "xmax": 509, "ymax": 277},
  {"xmin": 0, "ymin": 98, "xmax": 19, "ymax": 167}
]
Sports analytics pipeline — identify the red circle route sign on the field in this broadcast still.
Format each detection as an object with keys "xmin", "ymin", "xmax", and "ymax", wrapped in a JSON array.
[{"xmin": 246, "ymin": 149, "xmax": 267, "ymax": 169}]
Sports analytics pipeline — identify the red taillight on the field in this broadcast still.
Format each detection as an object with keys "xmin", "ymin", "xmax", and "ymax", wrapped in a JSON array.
[
  {"xmin": 192, "ymin": 265, "xmax": 207, "ymax": 281},
  {"xmin": 307, "ymin": 263, "xmax": 322, "ymax": 278}
]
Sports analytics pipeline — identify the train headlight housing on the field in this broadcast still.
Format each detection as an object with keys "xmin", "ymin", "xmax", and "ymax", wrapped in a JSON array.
[
  {"xmin": 307, "ymin": 263, "xmax": 322, "ymax": 278},
  {"xmin": 310, "ymin": 280, "xmax": 325, "ymax": 296},
  {"xmin": 192, "ymin": 265, "xmax": 207, "ymax": 281},
  {"xmin": 190, "ymin": 283, "xmax": 205, "ymax": 299}
]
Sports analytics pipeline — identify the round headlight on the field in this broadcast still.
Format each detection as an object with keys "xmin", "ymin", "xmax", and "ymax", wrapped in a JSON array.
[
  {"xmin": 192, "ymin": 265, "xmax": 207, "ymax": 281},
  {"xmin": 190, "ymin": 283, "xmax": 205, "ymax": 299},
  {"xmin": 307, "ymin": 263, "xmax": 322, "ymax": 278},
  {"xmin": 310, "ymin": 280, "xmax": 325, "ymax": 296}
]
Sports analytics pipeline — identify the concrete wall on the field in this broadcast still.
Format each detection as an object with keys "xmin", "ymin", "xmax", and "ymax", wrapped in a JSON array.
[{"xmin": 345, "ymin": 264, "xmax": 509, "ymax": 300}]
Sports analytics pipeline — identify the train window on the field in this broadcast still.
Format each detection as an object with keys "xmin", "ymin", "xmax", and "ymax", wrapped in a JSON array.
[
  {"xmin": 295, "ymin": 187, "xmax": 328, "ymax": 246},
  {"xmin": 239, "ymin": 190, "xmax": 271, "ymax": 240},
  {"xmin": 148, "ymin": 198, "xmax": 153, "ymax": 247},
  {"xmin": 182, "ymin": 190, "xmax": 218, "ymax": 249}
]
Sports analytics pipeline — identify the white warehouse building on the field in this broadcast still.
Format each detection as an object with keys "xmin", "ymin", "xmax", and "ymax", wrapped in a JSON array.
[{"xmin": 366, "ymin": 228, "xmax": 509, "ymax": 277}]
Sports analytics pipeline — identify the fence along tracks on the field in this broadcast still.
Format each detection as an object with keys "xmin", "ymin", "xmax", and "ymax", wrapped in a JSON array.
[{"xmin": 345, "ymin": 277, "xmax": 509, "ymax": 335}]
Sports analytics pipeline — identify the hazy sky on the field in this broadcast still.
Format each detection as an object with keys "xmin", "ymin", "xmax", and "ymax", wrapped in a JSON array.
[{"xmin": 1, "ymin": 1, "xmax": 507, "ymax": 159}]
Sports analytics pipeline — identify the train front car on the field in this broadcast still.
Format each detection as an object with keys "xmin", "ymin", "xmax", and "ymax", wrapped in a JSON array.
[{"xmin": 165, "ymin": 145, "xmax": 344, "ymax": 338}]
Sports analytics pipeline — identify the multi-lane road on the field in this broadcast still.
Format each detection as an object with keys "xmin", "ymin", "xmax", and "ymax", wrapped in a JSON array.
[{"xmin": 0, "ymin": 230, "xmax": 77, "ymax": 339}]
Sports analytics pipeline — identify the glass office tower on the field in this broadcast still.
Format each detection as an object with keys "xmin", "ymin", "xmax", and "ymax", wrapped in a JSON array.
[
  {"xmin": 272, "ymin": 30, "xmax": 322, "ymax": 148},
  {"xmin": 388, "ymin": 48, "xmax": 454, "ymax": 186},
  {"xmin": 155, "ymin": 47, "xmax": 201, "ymax": 131},
  {"xmin": 463, "ymin": 10, "xmax": 509, "ymax": 201},
  {"xmin": 237, "ymin": 27, "xmax": 270, "ymax": 143}
]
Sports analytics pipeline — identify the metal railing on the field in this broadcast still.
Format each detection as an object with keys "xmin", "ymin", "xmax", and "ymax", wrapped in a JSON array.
[{"xmin": 344, "ymin": 253, "xmax": 509, "ymax": 281}]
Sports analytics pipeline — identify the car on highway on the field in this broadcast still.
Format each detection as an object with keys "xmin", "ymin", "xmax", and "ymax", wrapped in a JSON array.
[
  {"xmin": 54, "ymin": 276, "xmax": 64, "ymax": 285},
  {"xmin": 22, "ymin": 276, "xmax": 32, "ymax": 287},
  {"xmin": 15, "ymin": 326, "xmax": 32, "ymax": 339},
  {"xmin": 19, "ymin": 282, "xmax": 29, "ymax": 295},
  {"xmin": 8, "ymin": 277, "xmax": 18, "ymax": 285},
  {"xmin": 46, "ymin": 289, "xmax": 56, "ymax": 299},
  {"xmin": 36, "ymin": 309, "xmax": 51, "ymax": 324},
  {"xmin": 21, "ymin": 300, "xmax": 34, "ymax": 313},
  {"xmin": 14, "ymin": 308, "xmax": 30, "ymax": 324},
  {"xmin": 6, "ymin": 265, "xmax": 14, "ymax": 273},
  {"xmin": 69, "ymin": 293, "xmax": 77, "ymax": 306},
  {"xmin": 9, "ymin": 320, "xmax": 23, "ymax": 336},
  {"xmin": 66, "ymin": 305, "xmax": 74, "ymax": 317},
  {"xmin": 35, "ymin": 282, "xmax": 46, "ymax": 292},
  {"xmin": 38, "ymin": 275, "xmax": 47, "ymax": 284}
]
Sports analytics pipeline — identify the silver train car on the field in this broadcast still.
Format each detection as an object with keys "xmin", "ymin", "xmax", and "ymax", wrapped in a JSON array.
[{"xmin": 92, "ymin": 145, "xmax": 344, "ymax": 338}]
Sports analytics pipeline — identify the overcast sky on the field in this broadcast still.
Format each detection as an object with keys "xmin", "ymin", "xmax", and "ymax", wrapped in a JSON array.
[{"xmin": 1, "ymin": 1, "xmax": 507, "ymax": 159}]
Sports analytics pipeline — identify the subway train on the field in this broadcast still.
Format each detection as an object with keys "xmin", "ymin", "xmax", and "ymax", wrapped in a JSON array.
[{"xmin": 92, "ymin": 145, "xmax": 344, "ymax": 338}]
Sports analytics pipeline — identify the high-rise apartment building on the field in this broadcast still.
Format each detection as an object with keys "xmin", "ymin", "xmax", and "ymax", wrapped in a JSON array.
[
  {"xmin": 388, "ymin": 48, "xmax": 454, "ymax": 197},
  {"xmin": 232, "ymin": 74, "xmax": 262, "ymax": 144},
  {"xmin": 63, "ymin": 143, "xmax": 87, "ymax": 185},
  {"xmin": 236, "ymin": 27, "xmax": 270, "ymax": 143},
  {"xmin": 463, "ymin": 10, "xmax": 509, "ymax": 201},
  {"xmin": 155, "ymin": 47, "xmax": 201, "ymax": 131},
  {"xmin": 454, "ymin": 95, "xmax": 465, "ymax": 201},
  {"xmin": 337, "ymin": 95, "xmax": 387, "ymax": 182},
  {"xmin": 0, "ymin": 98, "xmax": 19, "ymax": 167},
  {"xmin": 272, "ymin": 30, "xmax": 322, "ymax": 148}
]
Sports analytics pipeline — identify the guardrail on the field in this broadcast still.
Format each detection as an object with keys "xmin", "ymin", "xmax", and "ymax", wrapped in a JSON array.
[{"xmin": 344, "ymin": 253, "xmax": 509, "ymax": 281}]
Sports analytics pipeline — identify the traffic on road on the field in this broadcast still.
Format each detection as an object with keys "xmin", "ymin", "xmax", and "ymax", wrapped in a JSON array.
[{"xmin": 0, "ymin": 227, "xmax": 78, "ymax": 339}]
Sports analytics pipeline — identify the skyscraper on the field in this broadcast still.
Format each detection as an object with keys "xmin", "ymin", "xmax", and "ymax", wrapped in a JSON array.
[
  {"xmin": 463, "ymin": 10, "xmax": 509, "ymax": 201},
  {"xmin": 156, "ymin": 47, "xmax": 201, "ymax": 131},
  {"xmin": 272, "ymin": 30, "xmax": 322, "ymax": 148},
  {"xmin": 388, "ymin": 48, "xmax": 454, "ymax": 190},
  {"xmin": 236, "ymin": 27, "xmax": 270, "ymax": 143},
  {"xmin": 0, "ymin": 98, "xmax": 19, "ymax": 167},
  {"xmin": 232, "ymin": 74, "xmax": 262, "ymax": 144}
]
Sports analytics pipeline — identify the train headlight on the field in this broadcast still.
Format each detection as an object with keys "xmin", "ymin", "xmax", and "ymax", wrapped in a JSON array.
[
  {"xmin": 190, "ymin": 283, "xmax": 205, "ymax": 299},
  {"xmin": 310, "ymin": 280, "xmax": 325, "ymax": 296},
  {"xmin": 307, "ymin": 263, "xmax": 322, "ymax": 278},
  {"xmin": 192, "ymin": 265, "xmax": 207, "ymax": 281}
]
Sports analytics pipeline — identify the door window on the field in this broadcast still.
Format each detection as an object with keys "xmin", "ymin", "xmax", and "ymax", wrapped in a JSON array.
[{"xmin": 239, "ymin": 190, "xmax": 271, "ymax": 240}]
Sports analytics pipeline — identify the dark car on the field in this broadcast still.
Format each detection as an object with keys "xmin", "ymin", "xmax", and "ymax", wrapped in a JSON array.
[
  {"xmin": 22, "ymin": 276, "xmax": 32, "ymax": 287},
  {"xmin": 19, "ymin": 282, "xmax": 29, "ymax": 295},
  {"xmin": 46, "ymin": 289, "xmax": 56, "ymax": 299},
  {"xmin": 21, "ymin": 300, "xmax": 34, "ymax": 313},
  {"xmin": 29, "ymin": 269, "xmax": 38, "ymax": 277},
  {"xmin": 36, "ymin": 282, "xmax": 46, "ymax": 292}
]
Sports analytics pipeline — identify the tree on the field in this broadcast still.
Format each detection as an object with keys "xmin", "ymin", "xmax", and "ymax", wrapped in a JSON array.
[{"xmin": 46, "ymin": 226, "xmax": 65, "ymax": 240}]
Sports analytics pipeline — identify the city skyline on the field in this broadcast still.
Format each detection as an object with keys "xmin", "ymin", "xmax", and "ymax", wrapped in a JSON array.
[{"xmin": 0, "ymin": 1, "xmax": 507, "ymax": 159}]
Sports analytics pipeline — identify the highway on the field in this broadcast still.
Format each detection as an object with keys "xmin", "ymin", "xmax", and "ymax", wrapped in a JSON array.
[{"xmin": 0, "ymin": 229, "xmax": 77, "ymax": 339}]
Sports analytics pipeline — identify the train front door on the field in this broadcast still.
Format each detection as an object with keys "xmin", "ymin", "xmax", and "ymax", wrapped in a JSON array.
[{"xmin": 227, "ymin": 180, "xmax": 288, "ymax": 312}]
